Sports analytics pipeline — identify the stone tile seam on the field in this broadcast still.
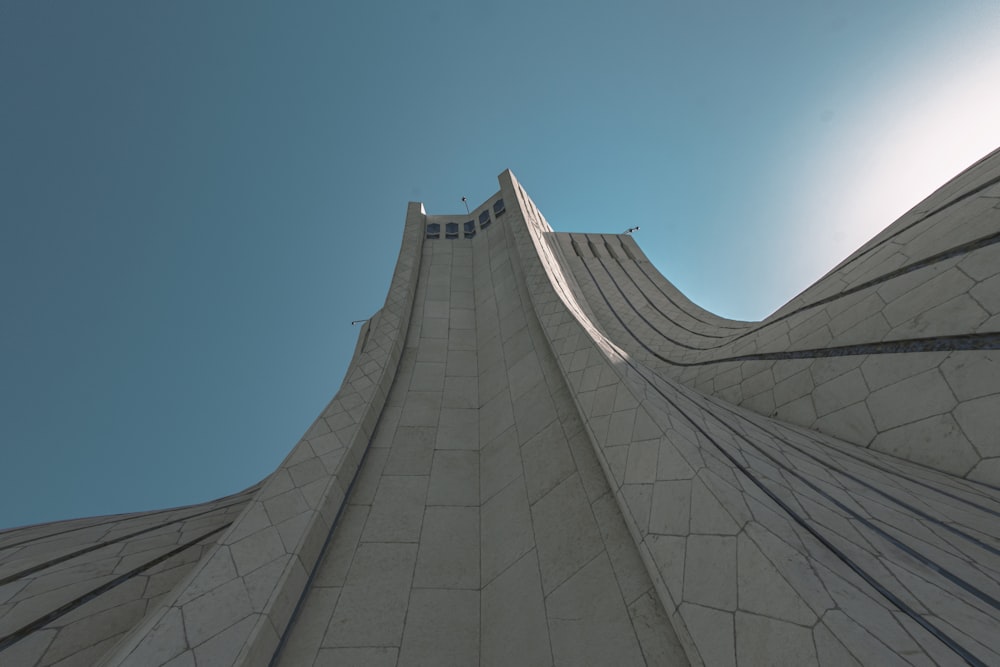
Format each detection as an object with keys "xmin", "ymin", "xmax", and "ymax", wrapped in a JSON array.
[
  {"xmin": 682, "ymin": 566, "xmax": 818, "ymax": 630},
  {"xmin": 502, "ymin": 183, "xmax": 706, "ymax": 664},
  {"xmin": 538, "ymin": 547, "xmax": 647, "ymax": 630},
  {"xmin": 115, "ymin": 206, "xmax": 425, "ymax": 667},
  {"xmin": 507, "ymin": 202, "xmax": 599, "ymax": 334},
  {"xmin": 654, "ymin": 386, "xmax": 985, "ymax": 667},
  {"xmin": 628, "ymin": 356, "xmax": 992, "ymax": 666},
  {"xmin": 597, "ymin": 228, "xmax": 1000, "ymax": 352},
  {"xmin": 529, "ymin": 545, "xmax": 558, "ymax": 667},
  {"xmin": 713, "ymin": 414, "xmax": 1000, "ymax": 608},
  {"xmin": 543, "ymin": 235, "xmax": 606, "ymax": 329},
  {"xmin": 625, "ymin": 244, "xmax": 749, "ymax": 331},
  {"xmin": 738, "ymin": 526, "xmax": 835, "ymax": 624},
  {"xmin": 479, "ymin": 237, "xmax": 556, "ymax": 592},
  {"xmin": 579, "ymin": 247, "xmax": 1000, "ymax": 366},
  {"xmin": 579, "ymin": 247, "xmax": 731, "ymax": 351},
  {"xmin": 812, "ymin": 607, "xmax": 902, "ymax": 666},
  {"xmin": 266, "ymin": 430, "xmax": 381, "ymax": 667},
  {"xmin": 508, "ymin": 191, "xmax": 990, "ymax": 664},
  {"xmin": 588, "ymin": 237, "xmax": 745, "ymax": 335},
  {"xmin": 531, "ymin": 483, "xmax": 606, "ymax": 598},
  {"xmin": 391, "ymin": 492, "xmax": 435, "ymax": 664},
  {"xmin": 700, "ymin": 392, "xmax": 1000, "ymax": 555},
  {"xmin": 609, "ymin": 257, "xmax": 733, "ymax": 341},
  {"xmin": 0, "ymin": 524, "xmax": 230, "ymax": 656},
  {"xmin": 829, "ymin": 171, "xmax": 1000, "ymax": 280},
  {"xmin": 0, "ymin": 499, "xmax": 253, "ymax": 588},
  {"xmin": 568, "ymin": 542, "xmax": 668, "ymax": 656},
  {"xmin": 267, "ymin": 218, "xmax": 437, "ymax": 662},
  {"xmin": 704, "ymin": 383, "xmax": 1000, "ymax": 505},
  {"xmin": 0, "ymin": 487, "xmax": 258, "ymax": 553},
  {"xmin": 590, "ymin": 495, "xmax": 660, "ymax": 611}
]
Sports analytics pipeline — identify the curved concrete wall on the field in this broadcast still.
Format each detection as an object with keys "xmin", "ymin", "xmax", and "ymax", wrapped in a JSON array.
[
  {"xmin": 96, "ymin": 203, "xmax": 428, "ymax": 666},
  {"xmin": 554, "ymin": 148, "xmax": 1000, "ymax": 483},
  {"xmin": 272, "ymin": 191, "xmax": 687, "ymax": 666},
  {"xmin": 0, "ymin": 487, "xmax": 256, "ymax": 665},
  {"xmin": 4, "ymin": 154, "xmax": 999, "ymax": 666},
  {"xmin": 504, "ymin": 164, "xmax": 1000, "ymax": 666}
]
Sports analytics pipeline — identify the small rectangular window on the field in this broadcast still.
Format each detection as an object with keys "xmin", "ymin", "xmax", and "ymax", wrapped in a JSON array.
[
  {"xmin": 493, "ymin": 198, "xmax": 506, "ymax": 217},
  {"xmin": 464, "ymin": 220, "xmax": 476, "ymax": 239},
  {"xmin": 445, "ymin": 222, "xmax": 459, "ymax": 239},
  {"xmin": 426, "ymin": 223, "xmax": 440, "ymax": 240},
  {"xmin": 479, "ymin": 210, "xmax": 491, "ymax": 229}
]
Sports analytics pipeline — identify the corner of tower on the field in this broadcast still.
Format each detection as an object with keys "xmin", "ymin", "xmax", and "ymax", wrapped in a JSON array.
[
  {"xmin": 497, "ymin": 169, "xmax": 522, "ymax": 206},
  {"xmin": 498, "ymin": 168, "xmax": 518, "ymax": 189}
]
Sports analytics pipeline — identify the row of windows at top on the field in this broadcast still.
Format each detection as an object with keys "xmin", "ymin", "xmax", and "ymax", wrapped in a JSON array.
[{"xmin": 427, "ymin": 198, "xmax": 505, "ymax": 239}]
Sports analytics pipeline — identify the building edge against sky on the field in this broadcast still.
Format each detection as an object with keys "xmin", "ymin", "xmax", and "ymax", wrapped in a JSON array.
[{"xmin": 1, "ymin": 150, "xmax": 999, "ymax": 665}]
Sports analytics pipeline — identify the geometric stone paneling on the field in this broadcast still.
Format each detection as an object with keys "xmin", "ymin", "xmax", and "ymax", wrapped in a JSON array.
[
  {"xmin": 502, "ymin": 162, "xmax": 1000, "ymax": 666},
  {"xmin": 6, "ymin": 152, "xmax": 1000, "ymax": 665},
  {"xmin": 271, "ymin": 195, "xmax": 687, "ymax": 666},
  {"xmin": 556, "ymin": 146, "xmax": 1000, "ymax": 484},
  {"xmin": 0, "ymin": 487, "xmax": 256, "ymax": 666},
  {"xmin": 93, "ymin": 202, "xmax": 431, "ymax": 667}
]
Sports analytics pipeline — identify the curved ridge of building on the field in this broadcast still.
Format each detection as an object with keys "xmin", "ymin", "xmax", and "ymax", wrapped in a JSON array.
[
  {"xmin": 555, "ymin": 145, "xmax": 1000, "ymax": 482},
  {"xmin": 1, "ymin": 150, "xmax": 999, "ymax": 666},
  {"xmin": 0, "ymin": 486, "xmax": 258, "ymax": 665}
]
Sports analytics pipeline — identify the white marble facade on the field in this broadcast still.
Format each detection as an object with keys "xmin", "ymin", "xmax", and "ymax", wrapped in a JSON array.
[{"xmin": 2, "ymin": 150, "xmax": 1000, "ymax": 665}]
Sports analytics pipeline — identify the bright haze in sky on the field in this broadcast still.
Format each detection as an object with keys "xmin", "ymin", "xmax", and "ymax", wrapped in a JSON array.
[{"xmin": 1, "ymin": 1, "xmax": 999, "ymax": 528}]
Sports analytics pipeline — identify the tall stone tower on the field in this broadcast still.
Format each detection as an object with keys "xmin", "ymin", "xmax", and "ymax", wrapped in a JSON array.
[{"xmin": 2, "ymin": 154, "xmax": 1000, "ymax": 666}]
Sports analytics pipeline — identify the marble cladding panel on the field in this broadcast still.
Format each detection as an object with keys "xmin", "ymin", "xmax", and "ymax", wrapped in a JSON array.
[
  {"xmin": 0, "ymin": 489, "xmax": 256, "ymax": 666},
  {"xmin": 557, "ymin": 163, "xmax": 1000, "ymax": 483},
  {"xmin": 772, "ymin": 148, "xmax": 1000, "ymax": 318},
  {"xmin": 93, "ymin": 204, "xmax": 429, "ymax": 667},
  {"xmin": 10, "ymin": 156, "xmax": 999, "ymax": 666},
  {"xmin": 273, "ymin": 206, "xmax": 687, "ymax": 667},
  {"xmin": 502, "ymin": 168, "xmax": 1000, "ymax": 666}
]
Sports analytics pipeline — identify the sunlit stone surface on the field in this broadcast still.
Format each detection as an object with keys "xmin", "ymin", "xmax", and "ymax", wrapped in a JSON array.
[{"xmin": 2, "ymin": 149, "xmax": 1000, "ymax": 665}]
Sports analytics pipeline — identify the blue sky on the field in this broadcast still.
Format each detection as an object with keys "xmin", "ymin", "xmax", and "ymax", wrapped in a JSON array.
[{"xmin": 2, "ymin": 1, "xmax": 999, "ymax": 529}]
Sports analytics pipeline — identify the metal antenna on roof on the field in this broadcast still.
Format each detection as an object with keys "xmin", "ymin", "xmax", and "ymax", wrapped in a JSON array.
[{"xmin": 461, "ymin": 197, "xmax": 470, "ymax": 214}]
